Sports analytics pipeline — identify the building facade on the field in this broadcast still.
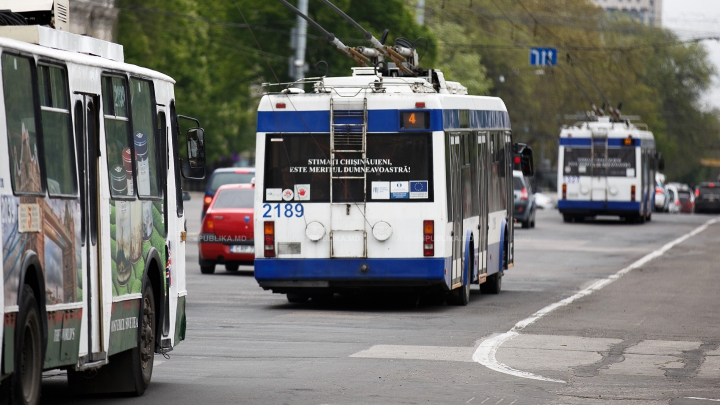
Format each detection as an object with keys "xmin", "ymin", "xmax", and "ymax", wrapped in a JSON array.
[{"xmin": 591, "ymin": 0, "xmax": 663, "ymax": 26}]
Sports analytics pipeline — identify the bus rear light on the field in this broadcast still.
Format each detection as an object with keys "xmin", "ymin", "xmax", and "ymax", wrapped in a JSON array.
[
  {"xmin": 276, "ymin": 103, "xmax": 286, "ymax": 109},
  {"xmin": 562, "ymin": 184, "xmax": 567, "ymax": 200},
  {"xmin": 631, "ymin": 185, "xmax": 636, "ymax": 202},
  {"xmin": 423, "ymin": 220, "xmax": 434, "ymax": 257},
  {"xmin": 519, "ymin": 187, "xmax": 528, "ymax": 201},
  {"xmin": 415, "ymin": 102, "xmax": 425, "ymax": 108},
  {"xmin": 264, "ymin": 221, "xmax": 275, "ymax": 257}
]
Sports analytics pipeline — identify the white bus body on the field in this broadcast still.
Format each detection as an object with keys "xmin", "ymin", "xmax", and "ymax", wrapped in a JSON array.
[
  {"xmin": 0, "ymin": 25, "xmax": 203, "ymax": 400},
  {"xmin": 557, "ymin": 117, "xmax": 658, "ymax": 222},
  {"xmin": 254, "ymin": 68, "xmax": 524, "ymax": 303}
]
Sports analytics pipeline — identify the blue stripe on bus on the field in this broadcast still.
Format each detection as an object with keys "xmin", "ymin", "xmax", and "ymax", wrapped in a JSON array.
[
  {"xmin": 256, "ymin": 109, "xmax": 511, "ymax": 133},
  {"xmin": 557, "ymin": 200, "xmax": 641, "ymax": 212},
  {"xmin": 254, "ymin": 257, "xmax": 446, "ymax": 281},
  {"xmin": 559, "ymin": 138, "xmax": 640, "ymax": 147}
]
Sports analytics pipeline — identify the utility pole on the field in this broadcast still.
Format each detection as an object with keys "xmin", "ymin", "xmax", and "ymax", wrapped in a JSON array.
[
  {"xmin": 416, "ymin": 0, "xmax": 425, "ymax": 25},
  {"xmin": 292, "ymin": 0, "xmax": 308, "ymax": 86}
]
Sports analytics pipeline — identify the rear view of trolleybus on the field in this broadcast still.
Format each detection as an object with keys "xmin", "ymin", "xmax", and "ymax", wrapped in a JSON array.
[
  {"xmin": 254, "ymin": 1, "xmax": 533, "ymax": 305},
  {"xmin": 557, "ymin": 116, "xmax": 662, "ymax": 223}
]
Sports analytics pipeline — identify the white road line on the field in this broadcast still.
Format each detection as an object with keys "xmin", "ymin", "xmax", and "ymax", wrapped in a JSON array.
[
  {"xmin": 472, "ymin": 218, "xmax": 720, "ymax": 384},
  {"xmin": 686, "ymin": 398, "xmax": 720, "ymax": 402}
]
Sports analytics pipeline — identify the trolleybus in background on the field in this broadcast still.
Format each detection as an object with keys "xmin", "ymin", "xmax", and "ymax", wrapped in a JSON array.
[
  {"xmin": 252, "ymin": 4, "xmax": 533, "ymax": 304},
  {"xmin": 557, "ymin": 116, "xmax": 662, "ymax": 223},
  {"xmin": 0, "ymin": 3, "xmax": 205, "ymax": 402}
]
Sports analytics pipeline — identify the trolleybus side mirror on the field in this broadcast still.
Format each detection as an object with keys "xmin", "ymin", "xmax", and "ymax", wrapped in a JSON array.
[
  {"xmin": 513, "ymin": 143, "xmax": 534, "ymax": 177},
  {"xmin": 186, "ymin": 128, "xmax": 206, "ymax": 168},
  {"xmin": 177, "ymin": 115, "xmax": 206, "ymax": 180}
]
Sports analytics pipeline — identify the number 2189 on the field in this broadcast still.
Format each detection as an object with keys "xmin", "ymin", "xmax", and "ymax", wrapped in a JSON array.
[{"xmin": 262, "ymin": 203, "xmax": 304, "ymax": 218}]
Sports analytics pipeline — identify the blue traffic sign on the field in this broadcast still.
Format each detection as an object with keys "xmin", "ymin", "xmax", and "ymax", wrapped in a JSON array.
[{"xmin": 530, "ymin": 47, "xmax": 557, "ymax": 66}]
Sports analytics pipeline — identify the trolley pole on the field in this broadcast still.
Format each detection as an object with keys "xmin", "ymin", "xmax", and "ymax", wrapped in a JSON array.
[{"xmin": 293, "ymin": 0, "xmax": 308, "ymax": 86}]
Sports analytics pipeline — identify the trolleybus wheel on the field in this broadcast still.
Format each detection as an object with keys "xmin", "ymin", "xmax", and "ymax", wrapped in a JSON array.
[
  {"xmin": 562, "ymin": 214, "xmax": 572, "ymax": 223},
  {"xmin": 481, "ymin": 272, "xmax": 502, "ymax": 294},
  {"xmin": 225, "ymin": 263, "xmax": 239, "ymax": 272},
  {"xmin": 135, "ymin": 282, "xmax": 156, "ymax": 395},
  {"xmin": 286, "ymin": 292, "xmax": 309, "ymax": 303},
  {"xmin": 11, "ymin": 285, "xmax": 42, "ymax": 405},
  {"xmin": 200, "ymin": 264, "xmax": 215, "ymax": 274}
]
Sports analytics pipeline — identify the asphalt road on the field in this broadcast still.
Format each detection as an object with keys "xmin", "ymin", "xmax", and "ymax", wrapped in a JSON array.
[{"xmin": 41, "ymin": 194, "xmax": 720, "ymax": 404}]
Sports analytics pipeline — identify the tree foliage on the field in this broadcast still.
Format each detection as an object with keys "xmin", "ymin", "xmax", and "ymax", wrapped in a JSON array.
[
  {"xmin": 424, "ymin": 0, "xmax": 720, "ymax": 184},
  {"xmin": 116, "ymin": 0, "xmax": 435, "ymax": 165},
  {"xmin": 116, "ymin": 0, "xmax": 720, "ymax": 183}
]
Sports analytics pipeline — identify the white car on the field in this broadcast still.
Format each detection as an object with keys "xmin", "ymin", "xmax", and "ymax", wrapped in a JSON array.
[
  {"xmin": 534, "ymin": 192, "xmax": 554, "ymax": 209},
  {"xmin": 666, "ymin": 184, "xmax": 680, "ymax": 213}
]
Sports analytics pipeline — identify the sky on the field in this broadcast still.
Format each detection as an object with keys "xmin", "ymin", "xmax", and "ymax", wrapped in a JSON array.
[{"xmin": 662, "ymin": 0, "xmax": 720, "ymax": 110}]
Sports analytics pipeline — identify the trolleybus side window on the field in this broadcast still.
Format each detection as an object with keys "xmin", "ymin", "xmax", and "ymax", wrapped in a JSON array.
[
  {"xmin": 159, "ymin": 110, "xmax": 169, "ymax": 236},
  {"xmin": 170, "ymin": 101, "xmax": 183, "ymax": 216},
  {"xmin": 102, "ymin": 75, "xmax": 134, "ymax": 198},
  {"xmin": 129, "ymin": 78, "xmax": 161, "ymax": 198},
  {"xmin": 2, "ymin": 54, "xmax": 44, "ymax": 195},
  {"xmin": 38, "ymin": 63, "xmax": 76, "ymax": 197}
]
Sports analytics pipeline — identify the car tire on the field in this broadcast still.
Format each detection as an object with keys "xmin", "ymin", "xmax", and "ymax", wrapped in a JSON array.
[
  {"xmin": 521, "ymin": 219, "xmax": 530, "ymax": 228},
  {"xmin": 225, "ymin": 264, "xmax": 239, "ymax": 272},
  {"xmin": 200, "ymin": 264, "xmax": 215, "ymax": 274},
  {"xmin": 530, "ymin": 209, "xmax": 536, "ymax": 228}
]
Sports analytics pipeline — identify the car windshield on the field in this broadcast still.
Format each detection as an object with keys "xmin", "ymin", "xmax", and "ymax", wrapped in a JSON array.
[
  {"xmin": 209, "ymin": 172, "xmax": 254, "ymax": 192},
  {"xmin": 678, "ymin": 191, "xmax": 691, "ymax": 201},
  {"xmin": 212, "ymin": 188, "xmax": 254, "ymax": 209},
  {"xmin": 698, "ymin": 185, "xmax": 718, "ymax": 195},
  {"xmin": 667, "ymin": 189, "xmax": 675, "ymax": 200},
  {"xmin": 513, "ymin": 177, "xmax": 524, "ymax": 191}
]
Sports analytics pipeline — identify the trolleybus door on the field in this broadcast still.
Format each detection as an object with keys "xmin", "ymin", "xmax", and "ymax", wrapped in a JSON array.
[
  {"xmin": 504, "ymin": 132, "xmax": 514, "ymax": 266},
  {"xmin": 447, "ymin": 133, "xmax": 463, "ymax": 287},
  {"xmin": 591, "ymin": 130, "xmax": 608, "ymax": 201},
  {"xmin": 477, "ymin": 132, "xmax": 488, "ymax": 276},
  {"xmin": 73, "ymin": 94, "xmax": 106, "ymax": 362}
]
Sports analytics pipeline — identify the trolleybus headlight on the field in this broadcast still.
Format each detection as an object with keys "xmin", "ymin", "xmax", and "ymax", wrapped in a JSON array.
[
  {"xmin": 306, "ymin": 221, "xmax": 325, "ymax": 242},
  {"xmin": 423, "ymin": 220, "xmax": 434, "ymax": 257},
  {"xmin": 264, "ymin": 221, "xmax": 275, "ymax": 257},
  {"xmin": 372, "ymin": 221, "xmax": 392, "ymax": 242}
]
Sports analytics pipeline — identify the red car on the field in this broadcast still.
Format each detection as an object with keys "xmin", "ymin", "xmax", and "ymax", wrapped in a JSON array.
[{"xmin": 199, "ymin": 184, "xmax": 255, "ymax": 274}]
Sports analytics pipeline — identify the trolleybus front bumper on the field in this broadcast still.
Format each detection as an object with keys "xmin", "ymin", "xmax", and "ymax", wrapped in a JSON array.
[
  {"xmin": 255, "ymin": 258, "xmax": 448, "ymax": 290},
  {"xmin": 558, "ymin": 200, "xmax": 641, "ymax": 216}
]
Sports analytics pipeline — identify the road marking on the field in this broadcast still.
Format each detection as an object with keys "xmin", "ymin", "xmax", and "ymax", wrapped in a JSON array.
[
  {"xmin": 686, "ymin": 398, "xmax": 720, "ymax": 402},
  {"xmin": 351, "ymin": 344, "xmax": 475, "ymax": 362},
  {"xmin": 472, "ymin": 218, "xmax": 720, "ymax": 384}
]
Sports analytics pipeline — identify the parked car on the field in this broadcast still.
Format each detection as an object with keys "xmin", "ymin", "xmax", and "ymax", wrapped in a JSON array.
[
  {"xmin": 199, "ymin": 184, "xmax": 255, "ymax": 274},
  {"xmin": 202, "ymin": 167, "xmax": 255, "ymax": 217},
  {"xmin": 654, "ymin": 179, "xmax": 669, "ymax": 212},
  {"xmin": 513, "ymin": 170, "xmax": 536, "ymax": 228},
  {"xmin": 665, "ymin": 184, "xmax": 680, "ymax": 214},
  {"xmin": 695, "ymin": 182, "xmax": 720, "ymax": 213}
]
